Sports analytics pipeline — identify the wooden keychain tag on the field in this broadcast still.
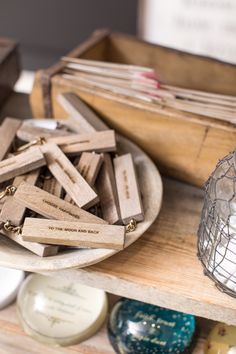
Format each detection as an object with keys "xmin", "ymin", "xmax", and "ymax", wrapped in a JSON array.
[
  {"xmin": 58, "ymin": 92, "xmax": 109, "ymax": 133},
  {"xmin": 13, "ymin": 181, "xmax": 106, "ymax": 224},
  {"xmin": 96, "ymin": 153, "xmax": 121, "ymax": 224},
  {"xmin": 17, "ymin": 120, "xmax": 71, "ymax": 142},
  {"xmin": 0, "ymin": 117, "xmax": 22, "ymax": 161},
  {"xmin": 42, "ymin": 174, "xmax": 63, "ymax": 198},
  {"xmin": 64, "ymin": 152, "xmax": 103, "ymax": 203},
  {"xmin": 1, "ymin": 228, "xmax": 59, "ymax": 257},
  {"xmin": 21, "ymin": 218, "xmax": 125, "ymax": 250},
  {"xmin": 41, "ymin": 143, "xmax": 98, "ymax": 209},
  {"xmin": 48, "ymin": 130, "xmax": 116, "ymax": 155},
  {"xmin": 0, "ymin": 169, "xmax": 40, "ymax": 225},
  {"xmin": 76, "ymin": 152, "xmax": 103, "ymax": 186},
  {"xmin": 0, "ymin": 147, "xmax": 46, "ymax": 183},
  {"xmin": 114, "ymin": 153, "xmax": 144, "ymax": 224}
]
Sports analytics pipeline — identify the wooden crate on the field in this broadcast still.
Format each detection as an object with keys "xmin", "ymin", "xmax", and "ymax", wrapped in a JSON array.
[
  {"xmin": 30, "ymin": 29, "xmax": 236, "ymax": 187},
  {"xmin": 0, "ymin": 38, "xmax": 20, "ymax": 106}
]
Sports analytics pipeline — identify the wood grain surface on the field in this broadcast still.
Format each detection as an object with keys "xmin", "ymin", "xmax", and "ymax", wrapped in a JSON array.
[
  {"xmin": 22, "ymin": 218, "xmax": 125, "ymax": 250},
  {"xmin": 41, "ymin": 143, "xmax": 98, "ymax": 209},
  {"xmin": 50, "ymin": 177, "xmax": 236, "ymax": 326},
  {"xmin": 0, "ymin": 117, "xmax": 22, "ymax": 161},
  {"xmin": 114, "ymin": 153, "xmax": 144, "ymax": 224},
  {"xmin": 0, "ymin": 147, "xmax": 45, "ymax": 183},
  {"xmin": 96, "ymin": 153, "xmax": 121, "ymax": 225},
  {"xmin": 58, "ymin": 92, "xmax": 109, "ymax": 132},
  {"xmin": 48, "ymin": 130, "xmax": 116, "ymax": 155},
  {"xmin": 0, "ymin": 169, "xmax": 40, "ymax": 225},
  {"xmin": 14, "ymin": 182, "xmax": 105, "ymax": 224},
  {"xmin": 1, "ymin": 229, "xmax": 59, "ymax": 257}
]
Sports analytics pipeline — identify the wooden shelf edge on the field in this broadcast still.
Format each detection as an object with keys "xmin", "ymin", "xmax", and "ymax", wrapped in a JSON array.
[{"xmin": 49, "ymin": 268, "xmax": 236, "ymax": 326}]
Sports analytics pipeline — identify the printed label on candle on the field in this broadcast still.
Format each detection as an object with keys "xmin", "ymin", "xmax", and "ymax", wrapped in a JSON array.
[{"xmin": 17, "ymin": 274, "xmax": 108, "ymax": 342}]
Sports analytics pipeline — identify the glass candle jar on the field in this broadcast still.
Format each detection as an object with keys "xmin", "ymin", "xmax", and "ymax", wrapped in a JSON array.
[
  {"xmin": 205, "ymin": 322, "xmax": 236, "ymax": 354},
  {"xmin": 108, "ymin": 298, "xmax": 196, "ymax": 354},
  {"xmin": 17, "ymin": 274, "xmax": 108, "ymax": 346}
]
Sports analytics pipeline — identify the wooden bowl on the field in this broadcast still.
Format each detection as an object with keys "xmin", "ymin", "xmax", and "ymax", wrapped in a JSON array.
[{"xmin": 0, "ymin": 135, "xmax": 163, "ymax": 272}]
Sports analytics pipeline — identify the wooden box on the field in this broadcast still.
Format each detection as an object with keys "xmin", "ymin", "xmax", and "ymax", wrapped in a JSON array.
[
  {"xmin": 30, "ymin": 29, "xmax": 236, "ymax": 187},
  {"xmin": 0, "ymin": 38, "xmax": 20, "ymax": 106}
]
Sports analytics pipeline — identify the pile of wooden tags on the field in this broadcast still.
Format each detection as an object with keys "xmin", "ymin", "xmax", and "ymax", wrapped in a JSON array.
[
  {"xmin": 0, "ymin": 92, "xmax": 144, "ymax": 257},
  {"xmin": 61, "ymin": 57, "xmax": 236, "ymax": 123}
]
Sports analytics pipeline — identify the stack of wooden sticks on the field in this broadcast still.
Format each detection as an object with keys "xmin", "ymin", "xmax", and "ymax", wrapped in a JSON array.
[
  {"xmin": 0, "ymin": 94, "xmax": 144, "ymax": 256},
  {"xmin": 61, "ymin": 57, "xmax": 236, "ymax": 123}
]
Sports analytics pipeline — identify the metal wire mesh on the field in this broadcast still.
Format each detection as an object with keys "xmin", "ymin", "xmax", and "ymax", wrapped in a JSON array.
[{"xmin": 198, "ymin": 151, "xmax": 236, "ymax": 297}]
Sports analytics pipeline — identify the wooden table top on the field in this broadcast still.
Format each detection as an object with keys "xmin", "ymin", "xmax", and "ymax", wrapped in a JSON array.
[{"xmin": 54, "ymin": 177, "xmax": 236, "ymax": 325}]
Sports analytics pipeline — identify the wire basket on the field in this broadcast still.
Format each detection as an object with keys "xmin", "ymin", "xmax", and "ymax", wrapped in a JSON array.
[{"xmin": 198, "ymin": 151, "xmax": 236, "ymax": 297}]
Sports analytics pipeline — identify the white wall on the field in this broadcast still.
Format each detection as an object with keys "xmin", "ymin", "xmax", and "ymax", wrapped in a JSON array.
[{"xmin": 138, "ymin": 0, "xmax": 236, "ymax": 64}]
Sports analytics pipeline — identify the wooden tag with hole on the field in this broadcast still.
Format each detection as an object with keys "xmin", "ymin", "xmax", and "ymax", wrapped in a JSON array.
[
  {"xmin": 58, "ymin": 92, "xmax": 109, "ymax": 132},
  {"xmin": 0, "ymin": 147, "xmax": 46, "ymax": 183},
  {"xmin": 1, "ymin": 229, "xmax": 59, "ymax": 257},
  {"xmin": 0, "ymin": 117, "xmax": 22, "ymax": 161},
  {"xmin": 114, "ymin": 153, "xmax": 144, "ymax": 224},
  {"xmin": 21, "ymin": 218, "xmax": 125, "ymax": 250},
  {"xmin": 17, "ymin": 121, "xmax": 71, "ymax": 142},
  {"xmin": 43, "ymin": 175, "xmax": 63, "ymax": 198},
  {"xmin": 48, "ymin": 130, "xmax": 116, "ymax": 156},
  {"xmin": 40, "ymin": 143, "xmax": 98, "ymax": 209},
  {"xmin": 96, "ymin": 153, "xmax": 121, "ymax": 224},
  {"xmin": 77, "ymin": 152, "xmax": 103, "ymax": 186},
  {"xmin": 64, "ymin": 152, "xmax": 102, "ymax": 203},
  {"xmin": 14, "ymin": 181, "xmax": 106, "ymax": 224},
  {"xmin": 0, "ymin": 169, "xmax": 40, "ymax": 225}
]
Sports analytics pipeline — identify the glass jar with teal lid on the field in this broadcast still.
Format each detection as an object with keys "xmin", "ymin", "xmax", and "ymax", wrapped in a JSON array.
[{"xmin": 108, "ymin": 298, "xmax": 196, "ymax": 354}]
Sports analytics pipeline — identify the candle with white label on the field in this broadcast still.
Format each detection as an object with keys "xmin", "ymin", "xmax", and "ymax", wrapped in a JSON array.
[{"xmin": 17, "ymin": 274, "xmax": 108, "ymax": 346}]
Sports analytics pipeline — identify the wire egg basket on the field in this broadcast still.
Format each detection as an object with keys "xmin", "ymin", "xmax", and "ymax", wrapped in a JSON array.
[{"xmin": 198, "ymin": 151, "xmax": 236, "ymax": 297}]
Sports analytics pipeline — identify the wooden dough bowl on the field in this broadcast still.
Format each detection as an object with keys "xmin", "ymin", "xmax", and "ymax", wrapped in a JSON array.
[{"xmin": 0, "ymin": 135, "xmax": 163, "ymax": 272}]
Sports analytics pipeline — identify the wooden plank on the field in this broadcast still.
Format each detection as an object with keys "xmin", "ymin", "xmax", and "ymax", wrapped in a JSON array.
[
  {"xmin": 47, "ymin": 130, "xmax": 116, "ymax": 156},
  {"xmin": 114, "ymin": 153, "xmax": 144, "ymax": 224},
  {"xmin": 40, "ymin": 143, "xmax": 98, "ymax": 209},
  {"xmin": 77, "ymin": 152, "xmax": 103, "ymax": 186},
  {"xmin": 14, "ymin": 181, "xmax": 106, "ymax": 224},
  {"xmin": 17, "ymin": 121, "xmax": 71, "ymax": 142},
  {"xmin": 42, "ymin": 175, "xmax": 63, "ymax": 198},
  {"xmin": 0, "ymin": 147, "xmax": 45, "ymax": 183},
  {"xmin": 65, "ymin": 152, "xmax": 103, "ymax": 203},
  {"xmin": 58, "ymin": 92, "xmax": 109, "ymax": 132},
  {"xmin": 0, "ymin": 117, "xmax": 22, "ymax": 161},
  {"xmin": 96, "ymin": 153, "xmax": 121, "ymax": 224},
  {"xmin": 0, "ymin": 169, "xmax": 40, "ymax": 225},
  {"xmin": 22, "ymin": 218, "xmax": 125, "ymax": 250},
  {"xmin": 75, "ymin": 152, "xmax": 102, "ymax": 186},
  {"xmin": 46, "ymin": 177, "xmax": 236, "ymax": 326},
  {"xmin": 1, "ymin": 229, "xmax": 59, "ymax": 257}
]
